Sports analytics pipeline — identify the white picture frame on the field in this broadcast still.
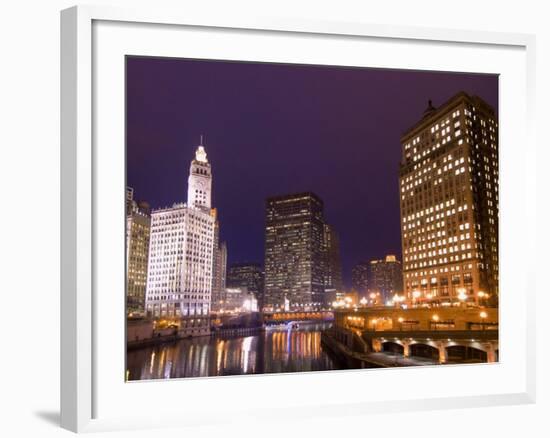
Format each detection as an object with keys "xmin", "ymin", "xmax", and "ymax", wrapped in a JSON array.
[{"xmin": 60, "ymin": 4, "xmax": 536, "ymax": 433}]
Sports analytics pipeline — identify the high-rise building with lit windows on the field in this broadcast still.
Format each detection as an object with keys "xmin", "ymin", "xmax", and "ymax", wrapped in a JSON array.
[
  {"xmin": 264, "ymin": 192, "xmax": 326, "ymax": 309},
  {"xmin": 211, "ymin": 211, "xmax": 228, "ymax": 312},
  {"xmin": 399, "ymin": 92, "xmax": 498, "ymax": 306},
  {"xmin": 322, "ymin": 224, "xmax": 344, "ymax": 294},
  {"xmin": 227, "ymin": 262, "xmax": 264, "ymax": 307},
  {"xmin": 144, "ymin": 140, "xmax": 216, "ymax": 318},
  {"xmin": 368, "ymin": 255, "xmax": 403, "ymax": 304},
  {"xmin": 126, "ymin": 188, "xmax": 151, "ymax": 315},
  {"xmin": 352, "ymin": 262, "xmax": 369, "ymax": 297}
]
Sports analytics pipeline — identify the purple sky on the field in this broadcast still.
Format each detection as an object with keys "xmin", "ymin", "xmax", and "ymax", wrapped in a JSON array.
[{"xmin": 126, "ymin": 56, "xmax": 498, "ymax": 287}]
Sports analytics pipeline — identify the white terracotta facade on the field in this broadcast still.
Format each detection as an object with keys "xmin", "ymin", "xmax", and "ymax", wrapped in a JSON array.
[{"xmin": 145, "ymin": 143, "xmax": 216, "ymax": 318}]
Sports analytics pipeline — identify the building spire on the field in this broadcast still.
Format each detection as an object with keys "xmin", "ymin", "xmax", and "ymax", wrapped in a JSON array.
[{"xmin": 195, "ymin": 135, "xmax": 208, "ymax": 163}]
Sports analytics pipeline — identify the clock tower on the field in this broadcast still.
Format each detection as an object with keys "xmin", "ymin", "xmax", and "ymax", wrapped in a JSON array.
[{"xmin": 187, "ymin": 136, "xmax": 212, "ymax": 210}]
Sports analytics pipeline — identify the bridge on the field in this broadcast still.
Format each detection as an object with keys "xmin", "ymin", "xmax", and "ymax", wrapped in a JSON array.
[
  {"xmin": 328, "ymin": 306, "xmax": 498, "ymax": 365},
  {"xmin": 262, "ymin": 310, "xmax": 334, "ymax": 325}
]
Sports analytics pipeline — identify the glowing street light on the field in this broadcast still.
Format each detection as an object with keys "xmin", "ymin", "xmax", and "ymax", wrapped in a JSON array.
[
  {"xmin": 480, "ymin": 310, "xmax": 488, "ymax": 330},
  {"xmin": 457, "ymin": 288, "xmax": 467, "ymax": 305},
  {"xmin": 359, "ymin": 297, "xmax": 368, "ymax": 307},
  {"xmin": 392, "ymin": 295, "xmax": 405, "ymax": 306},
  {"xmin": 477, "ymin": 290, "xmax": 487, "ymax": 306},
  {"xmin": 432, "ymin": 314, "xmax": 440, "ymax": 330}
]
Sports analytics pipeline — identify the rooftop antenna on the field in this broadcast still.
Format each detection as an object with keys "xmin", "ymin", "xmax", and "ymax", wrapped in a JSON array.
[{"xmin": 200, "ymin": 134, "xmax": 204, "ymax": 145}]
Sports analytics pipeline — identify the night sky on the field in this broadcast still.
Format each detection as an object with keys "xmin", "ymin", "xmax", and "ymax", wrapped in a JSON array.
[{"xmin": 126, "ymin": 56, "xmax": 498, "ymax": 288}]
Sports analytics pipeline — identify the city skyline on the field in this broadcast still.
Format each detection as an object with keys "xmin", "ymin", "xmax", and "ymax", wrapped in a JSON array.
[
  {"xmin": 126, "ymin": 56, "xmax": 498, "ymax": 287},
  {"xmin": 126, "ymin": 58, "xmax": 500, "ymax": 379}
]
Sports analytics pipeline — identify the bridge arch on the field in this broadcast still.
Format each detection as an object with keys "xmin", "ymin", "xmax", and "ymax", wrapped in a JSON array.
[
  {"xmin": 381, "ymin": 341, "xmax": 404, "ymax": 355},
  {"xmin": 409, "ymin": 342, "xmax": 440, "ymax": 360},
  {"xmin": 446, "ymin": 345, "xmax": 488, "ymax": 363}
]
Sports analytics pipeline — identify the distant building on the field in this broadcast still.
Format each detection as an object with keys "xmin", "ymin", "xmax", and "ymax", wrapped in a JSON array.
[
  {"xmin": 145, "ymin": 140, "xmax": 216, "ymax": 319},
  {"xmin": 351, "ymin": 262, "xmax": 369, "ymax": 297},
  {"xmin": 126, "ymin": 188, "xmax": 150, "ymax": 315},
  {"xmin": 126, "ymin": 186, "xmax": 134, "ymax": 215},
  {"xmin": 222, "ymin": 287, "xmax": 258, "ymax": 313},
  {"xmin": 211, "ymin": 210, "xmax": 228, "ymax": 311},
  {"xmin": 322, "ymin": 224, "xmax": 344, "ymax": 295},
  {"xmin": 368, "ymin": 255, "xmax": 403, "ymax": 304},
  {"xmin": 227, "ymin": 262, "xmax": 264, "ymax": 308},
  {"xmin": 264, "ymin": 192, "xmax": 325, "ymax": 310},
  {"xmin": 399, "ymin": 92, "xmax": 499, "ymax": 305}
]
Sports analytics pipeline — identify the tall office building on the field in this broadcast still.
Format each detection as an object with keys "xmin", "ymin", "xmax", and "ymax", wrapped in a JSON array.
[
  {"xmin": 264, "ymin": 192, "xmax": 325, "ymax": 309},
  {"xmin": 227, "ymin": 262, "xmax": 264, "ymax": 307},
  {"xmin": 145, "ymin": 141, "xmax": 216, "ymax": 318},
  {"xmin": 399, "ymin": 92, "xmax": 498, "ymax": 306},
  {"xmin": 351, "ymin": 261, "xmax": 369, "ymax": 297},
  {"xmin": 126, "ymin": 186, "xmax": 134, "ymax": 215},
  {"xmin": 322, "ymin": 224, "xmax": 344, "ymax": 294},
  {"xmin": 126, "ymin": 188, "xmax": 151, "ymax": 315},
  {"xmin": 368, "ymin": 255, "xmax": 403, "ymax": 304},
  {"xmin": 211, "ymin": 210, "xmax": 228, "ymax": 311}
]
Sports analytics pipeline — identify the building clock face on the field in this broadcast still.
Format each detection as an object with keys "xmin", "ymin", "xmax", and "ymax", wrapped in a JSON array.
[{"xmin": 195, "ymin": 178, "xmax": 207, "ymax": 190}]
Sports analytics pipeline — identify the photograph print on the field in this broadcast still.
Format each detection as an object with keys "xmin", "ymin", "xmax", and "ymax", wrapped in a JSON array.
[{"xmin": 125, "ymin": 56, "xmax": 499, "ymax": 381}]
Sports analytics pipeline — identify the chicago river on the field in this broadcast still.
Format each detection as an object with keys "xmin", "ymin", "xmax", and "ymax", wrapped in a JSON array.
[{"xmin": 126, "ymin": 322, "xmax": 346, "ymax": 380}]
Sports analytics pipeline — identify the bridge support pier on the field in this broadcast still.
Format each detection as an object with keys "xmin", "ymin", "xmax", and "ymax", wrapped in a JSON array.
[
  {"xmin": 438, "ymin": 342, "xmax": 448, "ymax": 364},
  {"xmin": 403, "ymin": 341, "xmax": 410, "ymax": 358},
  {"xmin": 484, "ymin": 342, "xmax": 497, "ymax": 363}
]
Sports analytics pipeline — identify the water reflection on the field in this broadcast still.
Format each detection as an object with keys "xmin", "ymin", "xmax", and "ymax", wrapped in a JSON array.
[{"xmin": 127, "ymin": 322, "xmax": 339, "ymax": 380}]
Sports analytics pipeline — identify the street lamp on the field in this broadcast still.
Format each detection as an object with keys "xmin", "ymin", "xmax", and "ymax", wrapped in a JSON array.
[
  {"xmin": 371, "ymin": 318, "xmax": 378, "ymax": 332},
  {"xmin": 457, "ymin": 288, "xmax": 467, "ymax": 306},
  {"xmin": 479, "ymin": 310, "xmax": 488, "ymax": 330},
  {"xmin": 359, "ymin": 297, "xmax": 368, "ymax": 307},
  {"xmin": 432, "ymin": 314, "xmax": 440, "ymax": 330},
  {"xmin": 398, "ymin": 316, "xmax": 404, "ymax": 331},
  {"xmin": 369, "ymin": 292, "xmax": 377, "ymax": 306},
  {"xmin": 477, "ymin": 291, "xmax": 486, "ymax": 306},
  {"xmin": 392, "ymin": 295, "xmax": 405, "ymax": 308}
]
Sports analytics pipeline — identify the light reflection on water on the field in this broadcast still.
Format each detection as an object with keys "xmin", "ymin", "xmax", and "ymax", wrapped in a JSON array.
[{"xmin": 127, "ymin": 322, "xmax": 339, "ymax": 380}]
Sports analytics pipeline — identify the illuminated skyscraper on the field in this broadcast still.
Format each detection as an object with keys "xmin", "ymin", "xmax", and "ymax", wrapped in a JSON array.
[
  {"xmin": 145, "ymin": 140, "xmax": 216, "ymax": 319},
  {"xmin": 351, "ymin": 261, "xmax": 369, "ymax": 297},
  {"xmin": 368, "ymin": 255, "xmax": 403, "ymax": 304},
  {"xmin": 211, "ymin": 210, "xmax": 228, "ymax": 312},
  {"xmin": 264, "ymin": 192, "xmax": 325, "ymax": 309},
  {"xmin": 322, "ymin": 224, "xmax": 343, "ymax": 294},
  {"xmin": 126, "ymin": 188, "xmax": 151, "ymax": 315},
  {"xmin": 126, "ymin": 186, "xmax": 134, "ymax": 215},
  {"xmin": 399, "ymin": 92, "xmax": 498, "ymax": 306},
  {"xmin": 227, "ymin": 262, "xmax": 264, "ymax": 308}
]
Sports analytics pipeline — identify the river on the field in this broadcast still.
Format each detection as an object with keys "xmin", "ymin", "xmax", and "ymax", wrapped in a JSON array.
[{"xmin": 126, "ymin": 322, "xmax": 345, "ymax": 380}]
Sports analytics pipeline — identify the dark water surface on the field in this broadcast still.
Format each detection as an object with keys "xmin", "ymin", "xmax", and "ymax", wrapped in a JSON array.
[{"xmin": 126, "ymin": 322, "xmax": 343, "ymax": 380}]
